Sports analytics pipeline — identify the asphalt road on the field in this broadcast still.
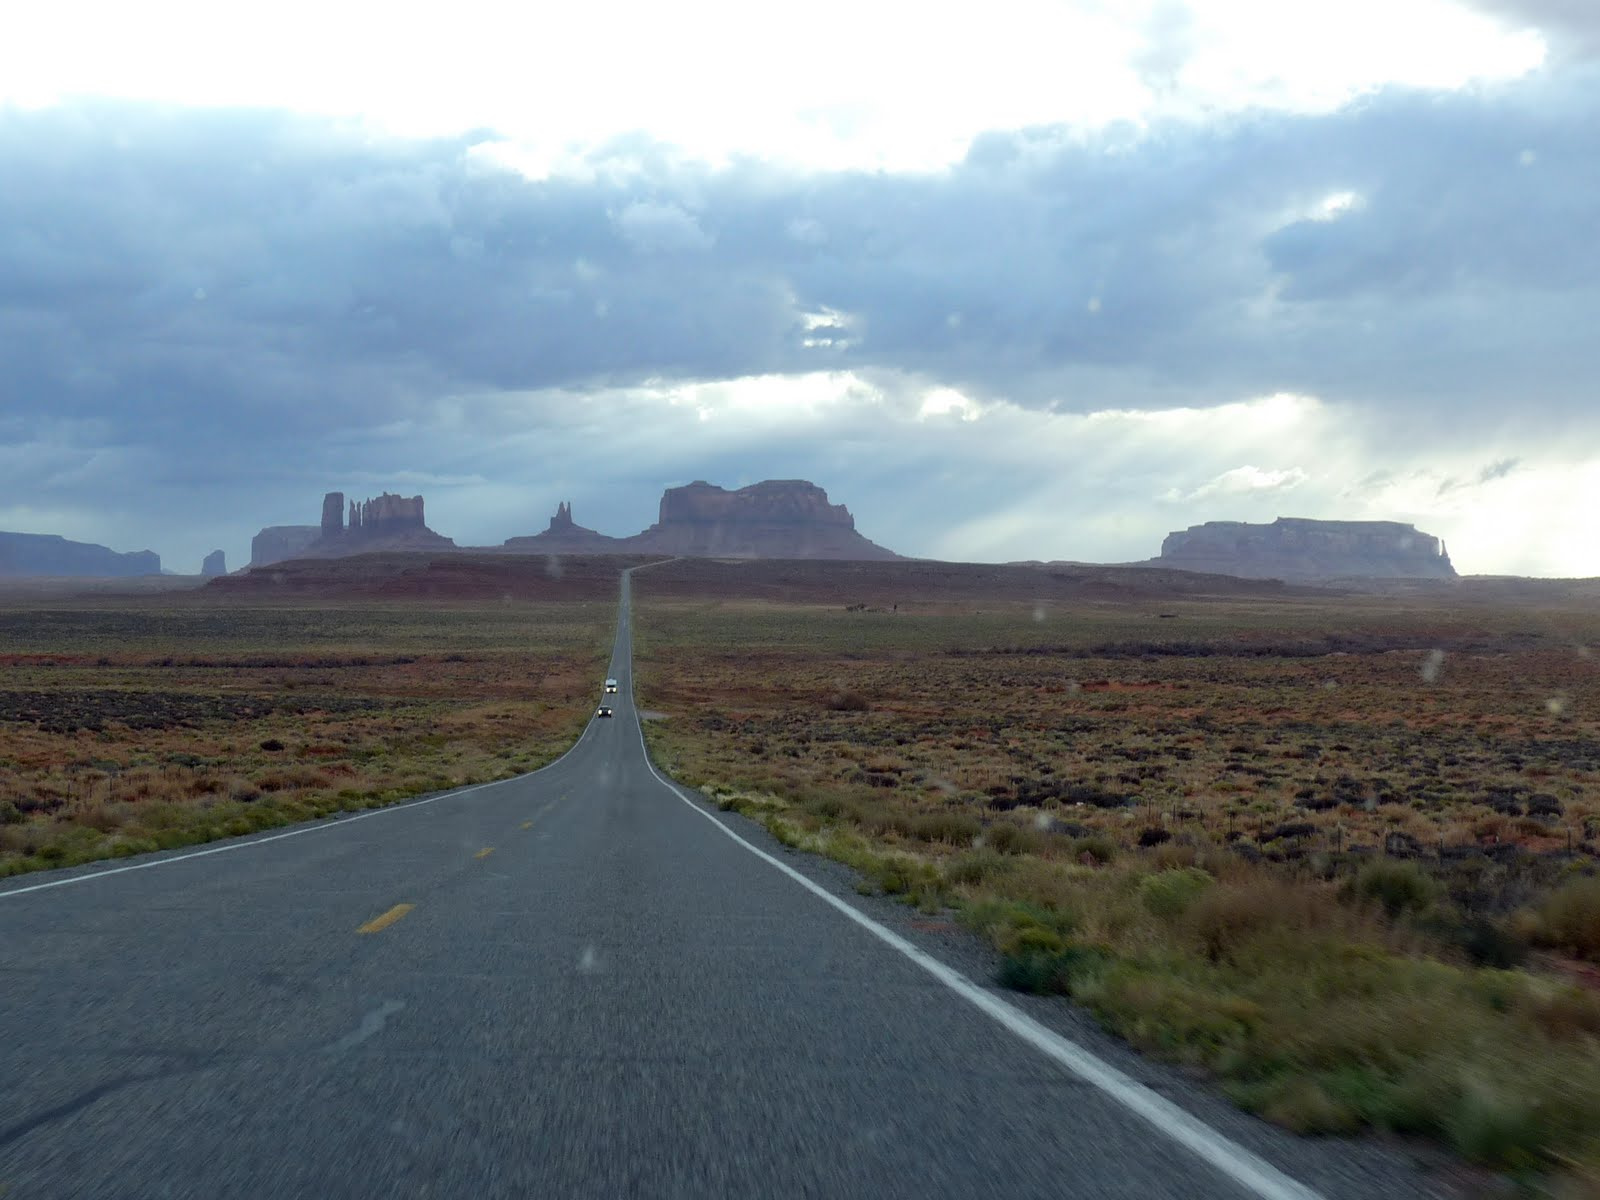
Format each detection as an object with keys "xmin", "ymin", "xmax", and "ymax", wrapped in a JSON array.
[{"xmin": 0, "ymin": 570, "xmax": 1436, "ymax": 1199}]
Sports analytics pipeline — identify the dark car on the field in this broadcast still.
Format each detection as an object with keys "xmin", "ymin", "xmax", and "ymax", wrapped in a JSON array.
[{"xmin": 596, "ymin": 705, "xmax": 614, "ymax": 718}]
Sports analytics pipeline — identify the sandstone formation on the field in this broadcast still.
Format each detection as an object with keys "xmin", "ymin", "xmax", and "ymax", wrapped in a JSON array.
[
  {"xmin": 250, "ymin": 525, "xmax": 319, "ymax": 568},
  {"xmin": 1153, "ymin": 518, "xmax": 1456, "ymax": 581},
  {"xmin": 201, "ymin": 550, "xmax": 226, "ymax": 577},
  {"xmin": 321, "ymin": 492, "xmax": 345, "ymax": 538},
  {"xmin": 0, "ymin": 531, "xmax": 161, "ymax": 578},
  {"xmin": 248, "ymin": 491, "xmax": 452, "ymax": 568},
  {"xmin": 502, "ymin": 502, "xmax": 620, "ymax": 554},
  {"xmin": 501, "ymin": 481, "xmax": 899, "ymax": 561},
  {"xmin": 345, "ymin": 492, "xmax": 427, "ymax": 536},
  {"xmin": 636, "ymin": 480, "xmax": 897, "ymax": 559}
]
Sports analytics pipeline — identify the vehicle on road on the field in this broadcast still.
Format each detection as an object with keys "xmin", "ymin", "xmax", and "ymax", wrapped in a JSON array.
[
  {"xmin": 604, "ymin": 678, "xmax": 618, "ymax": 693},
  {"xmin": 596, "ymin": 705, "xmax": 613, "ymax": 718}
]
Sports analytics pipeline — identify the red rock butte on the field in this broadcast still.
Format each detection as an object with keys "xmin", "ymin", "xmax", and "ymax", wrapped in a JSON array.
[{"xmin": 502, "ymin": 479, "xmax": 900, "ymax": 561}]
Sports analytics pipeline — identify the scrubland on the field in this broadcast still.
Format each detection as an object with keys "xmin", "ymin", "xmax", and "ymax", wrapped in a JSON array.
[
  {"xmin": 0, "ymin": 601, "xmax": 611, "ymax": 875},
  {"xmin": 635, "ymin": 593, "xmax": 1600, "ymax": 1188}
]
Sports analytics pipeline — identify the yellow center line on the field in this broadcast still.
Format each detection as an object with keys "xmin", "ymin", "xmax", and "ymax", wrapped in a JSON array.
[
  {"xmin": 475, "ymin": 847, "xmax": 494, "ymax": 859},
  {"xmin": 357, "ymin": 903, "xmax": 414, "ymax": 935}
]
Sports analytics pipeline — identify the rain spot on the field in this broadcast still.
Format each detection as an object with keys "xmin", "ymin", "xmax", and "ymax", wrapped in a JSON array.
[
  {"xmin": 578, "ymin": 945, "xmax": 601, "ymax": 974},
  {"xmin": 1547, "ymin": 695, "xmax": 1568, "ymax": 717},
  {"xmin": 1420, "ymin": 649, "xmax": 1446, "ymax": 683}
]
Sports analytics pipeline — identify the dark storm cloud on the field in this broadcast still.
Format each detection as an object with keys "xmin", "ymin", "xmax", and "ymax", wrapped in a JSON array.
[{"xmin": 1, "ymin": 65, "xmax": 1597, "ymax": 561}]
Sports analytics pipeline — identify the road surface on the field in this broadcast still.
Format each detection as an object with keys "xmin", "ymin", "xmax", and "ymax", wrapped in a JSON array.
[{"xmin": 0, "ymin": 570, "xmax": 1431, "ymax": 1198}]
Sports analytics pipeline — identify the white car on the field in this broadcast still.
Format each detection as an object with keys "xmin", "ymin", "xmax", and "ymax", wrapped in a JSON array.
[{"xmin": 604, "ymin": 678, "xmax": 619, "ymax": 693}]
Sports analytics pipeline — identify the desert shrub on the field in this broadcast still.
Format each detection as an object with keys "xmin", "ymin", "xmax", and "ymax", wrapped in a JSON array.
[
  {"xmin": 1517, "ymin": 981, "xmax": 1600, "ymax": 1041},
  {"xmin": 1530, "ymin": 874, "xmax": 1600, "ymax": 960},
  {"xmin": 826, "ymin": 691, "xmax": 869, "ymax": 712},
  {"xmin": 986, "ymin": 822, "xmax": 1041, "ymax": 855},
  {"xmin": 0, "ymin": 801, "xmax": 23, "ymax": 826},
  {"xmin": 998, "ymin": 942, "xmax": 1109, "ymax": 995},
  {"xmin": 1345, "ymin": 859, "xmax": 1440, "ymax": 920},
  {"xmin": 944, "ymin": 849, "xmax": 1012, "ymax": 887},
  {"xmin": 1074, "ymin": 835, "xmax": 1117, "ymax": 864},
  {"xmin": 802, "ymin": 794, "xmax": 848, "ymax": 821},
  {"xmin": 1430, "ymin": 916, "xmax": 1528, "ymax": 969},
  {"xmin": 865, "ymin": 854, "xmax": 940, "ymax": 898},
  {"xmin": 910, "ymin": 810, "xmax": 982, "ymax": 845},
  {"xmin": 1150, "ymin": 841, "xmax": 1200, "ymax": 870},
  {"xmin": 1253, "ymin": 1077, "xmax": 1361, "ymax": 1135},
  {"xmin": 1137, "ymin": 826, "xmax": 1172, "ymax": 847},
  {"xmin": 226, "ymin": 777, "xmax": 261, "ymax": 804},
  {"xmin": 1141, "ymin": 867, "xmax": 1215, "ymax": 919},
  {"xmin": 1445, "ymin": 1080, "xmax": 1545, "ymax": 1171},
  {"xmin": 1527, "ymin": 793, "xmax": 1564, "ymax": 818},
  {"xmin": 259, "ymin": 738, "xmax": 285, "ymax": 752},
  {"xmin": 1184, "ymin": 880, "xmax": 1327, "ymax": 964}
]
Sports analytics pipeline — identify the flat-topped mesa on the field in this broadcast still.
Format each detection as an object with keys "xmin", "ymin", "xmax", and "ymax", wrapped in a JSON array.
[
  {"xmin": 656, "ymin": 480, "xmax": 856, "ymax": 530},
  {"xmin": 201, "ymin": 550, "xmax": 226, "ymax": 578},
  {"xmin": 1158, "ymin": 517, "xmax": 1456, "ymax": 581},
  {"xmin": 636, "ymin": 479, "xmax": 896, "ymax": 559}
]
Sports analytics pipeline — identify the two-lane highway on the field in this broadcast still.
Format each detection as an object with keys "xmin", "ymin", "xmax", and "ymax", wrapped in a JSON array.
[{"xmin": 0, "ymin": 570, "xmax": 1401, "ymax": 1198}]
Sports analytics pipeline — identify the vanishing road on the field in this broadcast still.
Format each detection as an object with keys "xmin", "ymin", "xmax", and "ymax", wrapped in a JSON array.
[{"xmin": 1, "ymin": 570, "xmax": 1423, "ymax": 1199}]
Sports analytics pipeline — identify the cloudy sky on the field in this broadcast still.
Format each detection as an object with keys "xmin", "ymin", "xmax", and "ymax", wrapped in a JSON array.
[{"xmin": 3, "ymin": 0, "xmax": 1596, "ymax": 575}]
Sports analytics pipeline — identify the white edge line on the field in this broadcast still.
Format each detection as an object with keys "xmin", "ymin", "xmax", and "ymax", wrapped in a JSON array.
[
  {"xmin": 0, "ymin": 643, "xmax": 616, "ymax": 902},
  {"xmin": 622, "ymin": 578, "xmax": 1323, "ymax": 1200}
]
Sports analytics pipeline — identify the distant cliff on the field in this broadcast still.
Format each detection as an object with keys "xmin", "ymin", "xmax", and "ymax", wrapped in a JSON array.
[
  {"xmin": 636, "ymin": 480, "xmax": 896, "ymax": 559},
  {"xmin": 502, "ymin": 501, "xmax": 622, "ymax": 554},
  {"xmin": 1155, "ymin": 518, "xmax": 1456, "ymax": 581},
  {"xmin": 251, "ymin": 526, "xmax": 320, "ymax": 568},
  {"xmin": 0, "ymin": 531, "xmax": 161, "ymax": 578},
  {"xmin": 502, "ymin": 481, "xmax": 899, "ymax": 561},
  {"xmin": 250, "ymin": 492, "xmax": 454, "ymax": 568}
]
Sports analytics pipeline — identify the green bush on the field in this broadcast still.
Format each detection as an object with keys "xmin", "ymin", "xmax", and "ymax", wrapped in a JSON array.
[
  {"xmin": 944, "ymin": 849, "xmax": 1011, "ymax": 887},
  {"xmin": 986, "ymin": 822, "xmax": 1041, "ymax": 855},
  {"xmin": 1532, "ymin": 874, "xmax": 1600, "ymax": 960},
  {"xmin": 998, "ymin": 943, "xmax": 1109, "ymax": 996},
  {"xmin": 1141, "ymin": 867, "xmax": 1215, "ymax": 919},
  {"xmin": 910, "ymin": 811, "xmax": 982, "ymax": 846},
  {"xmin": 1345, "ymin": 859, "xmax": 1440, "ymax": 920},
  {"xmin": 1073, "ymin": 835, "xmax": 1117, "ymax": 864}
]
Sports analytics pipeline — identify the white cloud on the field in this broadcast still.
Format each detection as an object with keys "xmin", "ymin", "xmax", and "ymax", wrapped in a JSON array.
[
  {"xmin": 0, "ymin": 0, "xmax": 1544, "ymax": 172},
  {"xmin": 614, "ymin": 201, "xmax": 713, "ymax": 254},
  {"xmin": 1163, "ymin": 465, "xmax": 1310, "ymax": 503},
  {"xmin": 786, "ymin": 217, "xmax": 827, "ymax": 245}
]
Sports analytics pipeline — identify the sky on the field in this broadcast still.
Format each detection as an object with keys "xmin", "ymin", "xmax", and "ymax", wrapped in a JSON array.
[{"xmin": 2, "ymin": 0, "xmax": 1597, "ymax": 575}]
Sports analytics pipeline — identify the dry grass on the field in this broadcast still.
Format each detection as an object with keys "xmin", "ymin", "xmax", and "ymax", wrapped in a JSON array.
[
  {"xmin": 0, "ymin": 598, "xmax": 612, "ymax": 875},
  {"xmin": 633, "ymin": 591, "xmax": 1600, "ymax": 1184}
]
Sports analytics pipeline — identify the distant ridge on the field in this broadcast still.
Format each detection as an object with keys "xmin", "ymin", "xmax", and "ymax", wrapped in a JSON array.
[
  {"xmin": 0, "ymin": 530, "xmax": 161, "ymax": 578},
  {"xmin": 502, "ymin": 479, "xmax": 899, "ymax": 561}
]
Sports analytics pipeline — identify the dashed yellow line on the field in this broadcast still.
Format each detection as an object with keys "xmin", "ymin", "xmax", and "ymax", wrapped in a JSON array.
[
  {"xmin": 475, "ymin": 847, "xmax": 495, "ymax": 859},
  {"xmin": 357, "ymin": 903, "xmax": 414, "ymax": 934}
]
